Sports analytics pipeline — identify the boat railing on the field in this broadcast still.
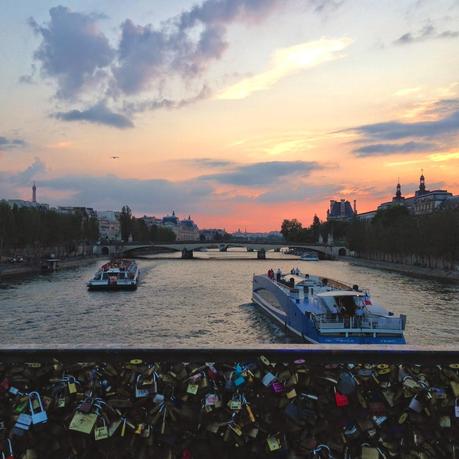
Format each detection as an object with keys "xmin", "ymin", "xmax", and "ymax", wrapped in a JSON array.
[{"xmin": 311, "ymin": 313, "xmax": 404, "ymax": 333}]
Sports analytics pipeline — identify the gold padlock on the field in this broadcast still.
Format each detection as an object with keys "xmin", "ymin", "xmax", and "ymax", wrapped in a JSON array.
[{"xmin": 361, "ymin": 445, "xmax": 379, "ymax": 459}]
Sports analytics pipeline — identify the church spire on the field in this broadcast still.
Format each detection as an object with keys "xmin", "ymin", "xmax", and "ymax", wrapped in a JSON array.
[{"xmin": 32, "ymin": 182, "xmax": 37, "ymax": 203}]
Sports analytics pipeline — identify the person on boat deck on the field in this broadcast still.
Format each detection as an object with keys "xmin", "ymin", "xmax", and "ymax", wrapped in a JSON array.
[
  {"xmin": 290, "ymin": 268, "xmax": 295, "ymax": 274},
  {"xmin": 355, "ymin": 305, "xmax": 365, "ymax": 327},
  {"xmin": 267, "ymin": 269, "xmax": 274, "ymax": 279},
  {"xmin": 276, "ymin": 268, "xmax": 282, "ymax": 281},
  {"xmin": 294, "ymin": 267, "xmax": 300, "ymax": 275}
]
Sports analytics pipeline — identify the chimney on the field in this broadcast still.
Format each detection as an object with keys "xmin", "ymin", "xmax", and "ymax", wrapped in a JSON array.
[{"xmin": 353, "ymin": 200, "xmax": 357, "ymax": 214}]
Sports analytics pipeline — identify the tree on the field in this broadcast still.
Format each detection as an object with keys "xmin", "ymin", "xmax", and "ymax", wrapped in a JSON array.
[
  {"xmin": 311, "ymin": 214, "xmax": 321, "ymax": 242},
  {"xmin": 281, "ymin": 219, "xmax": 303, "ymax": 241},
  {"xmin": 131, "ymin": 218, "xmax": 150, "ymax": 242},
  {"xmin": 119, "ymin": 206, "xmax": 133, "ymax": 242},
  {"xmin": 149, "ymin": 225, "xmax": 177, "ymax": 242}
]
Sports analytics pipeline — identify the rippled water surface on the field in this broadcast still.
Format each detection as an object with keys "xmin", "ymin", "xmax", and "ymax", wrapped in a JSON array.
[{"xmin": 1, "ymin": 250, "xmax": 458, "ymax": 345}]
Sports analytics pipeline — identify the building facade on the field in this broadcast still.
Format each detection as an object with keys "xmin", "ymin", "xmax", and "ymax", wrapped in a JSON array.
[
  {"xmin": 357, "ymin": 173, "xmax": 457, "ymax": 220},
  {"xmin": 327, "ymin": 199, "xmax": 356, "ymax": 222},
  {"xmin": 178, "ymin": 216, "xmax": 200, "ymax": 241},
  {"xmin": 96, "ymin": 211, "xmax": 121, "ymax": 241},
  {"xmin": 57, "ymin": 206, "xmax": 97, "ymax": 219},
  {"xmin": 199, "ymin": 229, "xmax": 226, "ymax": 241},
  {"xmin": 377, "ymin": 173, "xmax": 453, "ymax": 216},
  {"xmin": 141, "ymin": 211, "xmax": 200, "ymax": 241}
]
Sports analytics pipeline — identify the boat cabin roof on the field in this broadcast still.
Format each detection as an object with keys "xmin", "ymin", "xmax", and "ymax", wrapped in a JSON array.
[{"xmin": 316, "ymin": 290, "xmax": 364, "ymax": 297}]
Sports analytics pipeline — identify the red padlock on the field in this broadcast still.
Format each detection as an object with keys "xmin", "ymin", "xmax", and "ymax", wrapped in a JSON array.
[
  {"xmin": 181, "ymin": 448, "xmax": 192, "ymax": 459},
  {"xmin": 334, "ymin": 387, "xmax": 349, "ymax": 407}
]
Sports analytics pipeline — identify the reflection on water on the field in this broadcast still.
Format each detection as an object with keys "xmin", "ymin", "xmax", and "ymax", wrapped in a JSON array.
[{"xmin": 0, "ymin": 249, "xmax": 458, "ymax": 345}]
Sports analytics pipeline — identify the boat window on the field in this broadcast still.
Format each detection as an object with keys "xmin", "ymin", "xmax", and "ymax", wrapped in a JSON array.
[
  {"xmin": 256, "ymin": 289, "xmax": 285, "ymax": 311},
  {"xmin": 335, "ymin": 295, "xmax": 357, "ymax": 315},
  {"xmin": 102, "ymin": 273, "xmax": 109, "ymax": 280},
  {"xmin": 319, "ymin": 296, "xmax": 338, "ymax": 313}
]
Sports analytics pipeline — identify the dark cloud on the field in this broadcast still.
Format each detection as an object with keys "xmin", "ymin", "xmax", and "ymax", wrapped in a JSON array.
[
  {"xmin": 192, "ymin": 158, "xmax": 235, "ymax": 168},
  {"xmin": 394, "ymin": 24, "xmax": 459, "ymax": 45},
  {"xmin": 42, "ymin": 174, "xmax": 213, "ymax": 214},
  {"xmin": 113, "ymin": 0, "xmax": 283, "ymax": 95},
  {"xmin": 29, "ymin": 6, "xmax": 114, "ymax": 99},
  {"xmin": 309, "ymin": 0, "xmax": 345, "ymax": 14},
  {"xmin": 347, "ymin": 108, "xmax": 459, "ymax": 141},
  {"xmin": 0, "ymin": 136, "xmax": 27, "ymax": 150},
  {"xmin": 424, "ymin": 98, "xmax": 459, "ymax": 117},
  {"xmin": 353, "ymin": 141, "xmax": 437, "ymax": 157},
  {"xmin": 202, "ymin": 161, "xmax": 320, "ymax": 186},
  {"xmin": 29, "ymin": 1, "xmax": 342, "ymax": 125},
  {"xmin": 123, "ymin": 86, "xmax": 212, "ymax": 114},
  {"xmin": 18, "ymin": 75, "xmax": 35, "ymax": 85},
  {"xmin": 54, "ymin": 102, "xmax": 134, "ymax": 129}
]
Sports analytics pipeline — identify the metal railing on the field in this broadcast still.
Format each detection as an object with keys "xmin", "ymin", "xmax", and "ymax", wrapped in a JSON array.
[
  {"xmin": 311, "ymin": 313, "xmax": 404, "ymax": 332},
  {"xmin": 0, "ymin": 344, "xmax": 457, "ymax": 364}
]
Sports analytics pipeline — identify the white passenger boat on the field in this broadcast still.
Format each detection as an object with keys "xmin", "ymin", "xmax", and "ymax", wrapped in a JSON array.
[
  {"xmin": 300, "ymin": 252, "xmax": 319, "ymax": 261},
  {"xmin": 87, "ymin": 259, "xmax": 140, "ymax": 291},
  {"xmin": 252, "ymin": 270, "xmax": 406, "ymax": 344}
]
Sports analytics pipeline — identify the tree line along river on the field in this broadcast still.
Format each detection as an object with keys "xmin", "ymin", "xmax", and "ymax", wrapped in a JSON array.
[{"xmin": 0, "ymin": 250, "xmax": 458, "ymax": 346}]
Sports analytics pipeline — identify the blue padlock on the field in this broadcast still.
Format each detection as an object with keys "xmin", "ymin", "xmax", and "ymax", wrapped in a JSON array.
[{"xmin": 29, "ymin": 391, "xmax": 48, "ymax": 424}]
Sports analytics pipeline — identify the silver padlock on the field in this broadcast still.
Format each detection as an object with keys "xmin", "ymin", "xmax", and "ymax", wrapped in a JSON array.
[
  {"xmin": 408, "ymin": 394, "xmax": 423, "ymax": 413},
  {"xmin": 29, "ymin": 391, "xmax": 48, "ymax": 424}
]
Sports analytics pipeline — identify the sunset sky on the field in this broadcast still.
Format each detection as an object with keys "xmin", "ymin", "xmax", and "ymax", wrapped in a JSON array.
[{"xmin": 1, "ymin": 0, "xmax": 458, "ymax": 231}]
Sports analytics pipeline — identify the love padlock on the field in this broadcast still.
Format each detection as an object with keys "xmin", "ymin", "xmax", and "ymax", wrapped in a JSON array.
[
  {"xmin": 455, "ymin": 398, "xmax": 459, "ymax": 418},
  {"xmin": 29, "ymin": 392, "xmax": 48, "ymax": 425}
]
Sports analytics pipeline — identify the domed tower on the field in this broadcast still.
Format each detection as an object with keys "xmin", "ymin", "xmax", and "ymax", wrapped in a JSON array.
[
  {"xmin": 392, "ymin": 178, "xmax": 404, "ymax": 203},
  {"xmin": 419, "ymin": 170, "xmax": 426, "ymax": 194}
]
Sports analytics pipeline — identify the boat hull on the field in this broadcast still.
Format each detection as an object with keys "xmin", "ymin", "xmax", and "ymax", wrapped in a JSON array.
[
  {"xmin": 88, "ymin": 283, "xmax": 138, "ymax": 291},
  {"xmin": 252, "ymin": 275, "xmax": 406, "ymax": 345},
  {"xmin": 87, "ymin": 259, "xmax": 140, "ymax": 292}
]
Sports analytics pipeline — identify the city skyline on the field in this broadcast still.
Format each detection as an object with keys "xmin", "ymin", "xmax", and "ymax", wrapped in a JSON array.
[{"xmin": 1, "ymin": 0, "xmax": 459, "ymax": 231}]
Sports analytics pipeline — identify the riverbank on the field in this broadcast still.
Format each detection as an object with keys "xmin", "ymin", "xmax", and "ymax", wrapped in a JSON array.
[
  {"xmin": 342, "ymin": 256, "xmax": 459, "ymax": 282},
  {"xmin": 0, "ymin": 256, "xmax": 102, "ymax": 280}
]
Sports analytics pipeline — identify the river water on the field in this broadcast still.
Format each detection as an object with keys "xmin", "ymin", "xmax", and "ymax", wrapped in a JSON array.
[{"xmin": 0, "ymin": 250, "xmax": 458, "ymax": 345}]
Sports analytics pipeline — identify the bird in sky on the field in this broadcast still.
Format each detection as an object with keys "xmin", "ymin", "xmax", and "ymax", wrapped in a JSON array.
[{"xmin": 110, "ymin": 156, "xmax": 120, "ymax": 159}]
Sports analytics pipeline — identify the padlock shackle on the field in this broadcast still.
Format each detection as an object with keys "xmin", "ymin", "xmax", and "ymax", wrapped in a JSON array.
[{"xmin": 29, "ymin": 391, "xmax": 45, "ymax": 414}]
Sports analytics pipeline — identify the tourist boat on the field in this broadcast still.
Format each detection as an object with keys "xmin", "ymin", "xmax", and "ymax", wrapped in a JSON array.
[
  {"xmin": 87, "ymin": 259, "xmax": 140, "ymax": 291},
  {"xmin": 300, "ymin": 252, "xmax": 319, "ymax": 261},
  {"xmin": 252, "ymin": 271, "xmax": 406, "ymax": 344}
]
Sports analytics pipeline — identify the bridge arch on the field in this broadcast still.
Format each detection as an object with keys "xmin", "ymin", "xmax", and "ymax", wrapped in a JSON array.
[{"xmin": 101, "ymin": 246, "xmax": 110, "ymax": 256}]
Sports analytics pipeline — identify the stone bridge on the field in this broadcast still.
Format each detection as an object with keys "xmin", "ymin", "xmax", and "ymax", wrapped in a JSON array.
[{"xmin": 94, "ymin": 241, "xmax": 349, "ymax": 259}]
